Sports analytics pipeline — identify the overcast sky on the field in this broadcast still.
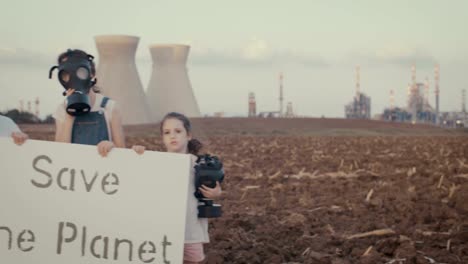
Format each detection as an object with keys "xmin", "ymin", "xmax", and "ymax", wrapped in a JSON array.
[{"xmin": 1, "ymin": 0, "xmax": 466, "ymax": 118}]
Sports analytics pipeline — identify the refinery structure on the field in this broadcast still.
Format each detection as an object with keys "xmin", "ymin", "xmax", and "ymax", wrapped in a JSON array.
[
  {"xmin": 248, "ymin": 72, "xmax": 296, "ymax": 118},
  {"xmin": 380, "ymin": 64, "xmax": 466, "ymax": 128},
  {"xmin": 345, "ymin": 65, "xmax": 371, "ymax": 119},
  {"xmin": 341, "ymin": 63, "xmax": 467, "ymax": 128},
  {"xmin": 439, "ymin": 88, "xmax": 467, "ymax": 128},
  {"xmin": 381, "ymin": 65, "xmax": 437, "ymax": 124}
]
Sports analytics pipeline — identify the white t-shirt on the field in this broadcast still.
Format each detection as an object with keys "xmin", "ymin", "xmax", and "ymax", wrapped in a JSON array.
[
  {"xmin": 52, "ymin": 93, "xmax": 116, "ymax": 141},
  {"xmin": 185, "ymin": 154, "xmax": 210, "ymax": 244},
  {"xmin": 0, "ymin": 115, "xmax": 21, "ymax": 137}
]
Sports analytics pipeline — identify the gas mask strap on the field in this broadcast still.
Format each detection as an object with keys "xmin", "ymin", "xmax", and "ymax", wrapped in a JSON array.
[{"xmin": 49, "ymin": 65, "xmax": 58, "ymax": 79}]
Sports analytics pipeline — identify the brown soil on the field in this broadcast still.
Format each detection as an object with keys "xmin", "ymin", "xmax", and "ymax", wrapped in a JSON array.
[{"xmin": 20, "ymin": 118, "xmax": 468, "ymax": 263}]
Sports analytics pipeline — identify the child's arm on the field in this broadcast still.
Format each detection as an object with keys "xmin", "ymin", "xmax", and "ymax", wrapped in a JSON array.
[
  {"xmin": 98, "ymin": 104, "xmax": 126, "ymax": 157},
  {"xmin": 54, "ymin": 116, "xmax": 74, "ymax": 143},
  {"xmin": 54, "ymin": 89, "xmax": 75, "ymax": 143},
  {"xmin": 110, "ymin": 104, "xmax": 125, "ymax": 148}
]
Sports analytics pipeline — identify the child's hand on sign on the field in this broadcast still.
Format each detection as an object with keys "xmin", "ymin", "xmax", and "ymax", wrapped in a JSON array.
[
  {"xmin": 11, "ymin": 132, "xmax": 28, "ymax": 145},
  {"xmin": 132, "ymin": 145, "xmax": 146, "ymax": 155},
  {"xmin": 97, "ymin": 140, "xmax": 115, "ymax": 157}
]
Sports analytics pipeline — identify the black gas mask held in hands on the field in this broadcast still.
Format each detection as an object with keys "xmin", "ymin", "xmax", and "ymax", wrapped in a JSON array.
[
  {"xmin": 49, "ymin": 49, "xmax": 97, "ymax": 116},
  {"xmin": 194, "ymin": 154, "xmax": 225, "ymax": 218}
]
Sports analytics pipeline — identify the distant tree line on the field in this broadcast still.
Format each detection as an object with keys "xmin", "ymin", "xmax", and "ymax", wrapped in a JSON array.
[{"xmin": 0, "ymin": 109, "xmax": 54, "ymax": 124}]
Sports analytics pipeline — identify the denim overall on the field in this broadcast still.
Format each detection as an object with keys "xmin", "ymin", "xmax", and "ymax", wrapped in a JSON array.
[{"xmin": 71, "ymin": 97, "xmax": 110, "ymax": 145}]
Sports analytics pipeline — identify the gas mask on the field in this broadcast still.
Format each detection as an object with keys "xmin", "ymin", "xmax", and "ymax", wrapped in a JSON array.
[
  {"xmin": 49, "ymin": 50, "xmax": 97, "ymax": 116},
  {"xmin": 194, "ymin": 154, "xmax": 225, "ymax": 218}
]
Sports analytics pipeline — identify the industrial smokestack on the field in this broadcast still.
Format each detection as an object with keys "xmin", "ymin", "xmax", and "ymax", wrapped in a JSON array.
[
  {"xmin": 146, "ymin": 44, "xmax": 200, "ymax": 122},
  {"xmin": 34, "ymin": 97, "xmax": 40, "ymax": 117},
  {"xmin": 434, "ymin": 64, "xmax": 440, "ymax": 124},
  {"xmin": 94, "ymin": 35, "xmax": 151, "ymax": 125},
  {"xmin": 356, "ymin": 65, "xmax": 360, "ymax": 101},
  {"xmin": 409, "ymin": 65, "xmax": 418, "ymax": 123},
  {"xmin": 248, "ymin": 92, "xmax": 256, "ymax": 117},
  {"xmin": 424, "ymin": 77, "xmax": 430, "ymax": 111},
  {"xmin": 286, "ymin": 102, "xmax": 294, "ymax": 117},
  {"xmin": 279, "ymin": 72, "xmax": 284, "ymax": 116},
  {"xmin": 463, "ymin": 89, "xmax": 466, "ymax": 113},
  {"xmin": 406, "ymin": 83, "xmax": 411, "ymax": 110},
  {"xmin": 390, "ymin": 89, "xmax": 394, "ymax": 110}
]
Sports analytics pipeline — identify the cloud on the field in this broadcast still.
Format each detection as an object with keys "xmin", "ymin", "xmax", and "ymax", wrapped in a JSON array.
[
  {"xmin": 241, "ymin": 37, "xmax": 270, "ymax": 60},
  {"xmin": 0, "ymin": 48, "xmax": 54, "ymax": 68},
  {"xmin": 0, "ymin": 39, "xmax": 326, "ymax": 69},
  {"xmin": 375, "ymin": 46, "xmax": 437, "ymax": 66},
  {"xmin": 189, "ymin": 38, "xmax": 328, "ymax": 68},
  {"xmin": 347, "ymin": 46, "xmax": 438, "ymax": 68}
]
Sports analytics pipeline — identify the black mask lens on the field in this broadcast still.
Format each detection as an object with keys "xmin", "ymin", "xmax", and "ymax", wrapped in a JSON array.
[{"xmin": 59, "ymin": 71, "xmax": 70, "ymax": 83}]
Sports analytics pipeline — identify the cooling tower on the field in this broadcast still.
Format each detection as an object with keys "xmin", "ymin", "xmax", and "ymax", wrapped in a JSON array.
[
  {"xmin": 146, "ymin": 44, "xmax": 201, "ymax": 122},
  {"xmin": 94, "ymin": 35, "xmax": 151, "ymax": 125}
]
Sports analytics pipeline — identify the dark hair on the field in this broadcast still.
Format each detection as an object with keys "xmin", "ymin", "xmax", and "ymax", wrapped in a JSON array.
[
  {"xmin": 57, "ymin": 49, "xmax": 100, "ymax": 93},
  {"xmin": 160, "ymin": 112, "xmax": 203, "ymax": 155}
]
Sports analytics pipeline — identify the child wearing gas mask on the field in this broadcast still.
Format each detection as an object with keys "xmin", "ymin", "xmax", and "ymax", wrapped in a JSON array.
[
  {"xmin": 130, "ymin": 112, "xmax": 222, "ymax": 264},
  {"xmin": 50, "ymin": 49, "xmax": 125, "ymax": 156}
]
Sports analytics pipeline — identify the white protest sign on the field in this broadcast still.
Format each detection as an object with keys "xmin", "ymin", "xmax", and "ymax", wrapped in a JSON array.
[{"xmin": 0, "ymin": 138, "xmax": 190, "ymax": 264}]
